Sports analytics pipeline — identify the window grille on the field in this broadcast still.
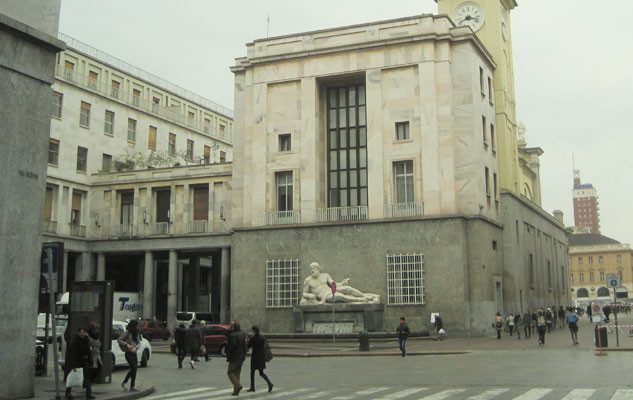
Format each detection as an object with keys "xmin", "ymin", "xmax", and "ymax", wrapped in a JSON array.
[
  {"xmin": 386, "ymin": 253, "xmax": 424, "ymax": 305},
  {"xmin": 266, "ymin": 259, "xmax": 300, "ymax": 308}
]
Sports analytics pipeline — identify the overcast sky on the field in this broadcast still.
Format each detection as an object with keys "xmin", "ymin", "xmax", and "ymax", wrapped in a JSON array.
[{"xmin": 58, "ymin": 0, "xmax": 633, "ymax": 246}]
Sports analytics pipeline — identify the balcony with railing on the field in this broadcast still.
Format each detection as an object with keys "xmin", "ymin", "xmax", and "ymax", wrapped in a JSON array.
[
  {"xmin": 148, "ymin": 222, "xmax": 170, "ymax": 235},
  {"xmin": 110, "ymin": 224, "xmax": 138, "ymax": 238},
  {"xmin": 186, "ymin": 220, "xmax": 208, "ymax": 234},
  {"xmin": 42, "ymin": 220, "xmax": 58, "ymax": 234},
  {"xmin": 69, "ymin": 223, "xmax": 86, "ymax": 237},
  {"xmin": 54, "ymin": 64, "xmax": 233, "ymax": 144},
  {"xmin": 267, "ymin": 210, "xmax": 301, "ymax": 225},
  {"xmin": 315, "ymin": 206, "xmax": 368, "ymax": 223},
  {"xmin": 384, "ymin": 203, "xmax": 424, "ymax": 219}
]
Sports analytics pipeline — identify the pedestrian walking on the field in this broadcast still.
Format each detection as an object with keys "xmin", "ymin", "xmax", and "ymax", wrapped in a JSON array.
[
  {"xmin": 523, "ymin": 310, "xmax": 532, "ymax": 339},
  {"xmin": 545, "ymin": 308, "xmax": 553, "ymax": 333},
  {"xmin": 226, "ymin": 322, "xmax": 247, "ymax": 396},
  {"xmin": 246, "ymin": 326, "xmax": 273, "ymax": 393},
  {"xmin": 396, "ymin": 317, "xmax": 410, "ymax": 356},
  {"xmin": 433, "ymin": 314, "xmax": 444, "ymax": 341},
  {"xmin": 514, "ymin": 312, "xmax": 521, "ymax": 339},
  {"xmin": 587, "ymin": 303, "xmax": 593, "ymax": 322},
  {"xmin": 200, "ymin": 320, "xmax": 210, "ymax": 362},
  {"xmin": 506, "ymin": 313, "xmax": 515, "ymax": 336},
  {"xmin": 64, "ymin": 327, "xmax": 91, "ymax": 399},
  {"xmin": 558, "ymin": 306, "xmax": 566, "ymax": 329},
  {"xmin": 174, "ymin": 323, "xmax": 187, "ymax": 368},
  {"xmin": 494, "ymin": 312, "xmax": 504, "ymax": 339},
  {"xmin": 85, "ymin": 322, "xmax": 102, "ymax": 400},
  {"xmin": 185, "ymin": 320, "xmax": 203, "ymax": 369},
  {"xmin": 118, "ymin": 320, "xmax": 140, "ymax": 392},
  {"xmin": 566, "ymin": 307, "xmax": 579, "ymax": 345},
  {"xmin": 536, "ymin": 310, "xmax": 547, "ymax": 346}
]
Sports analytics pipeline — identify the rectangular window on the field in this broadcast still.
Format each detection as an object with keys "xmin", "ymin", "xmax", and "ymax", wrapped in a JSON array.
[
  {"xmin": 203, "ymin": 145, "xmax": 210, "ymax": 163},
  {"xmin": 111, "ymin": 80, "xmax": 120, "ymax": 98},
  {"xmin": 120, "ymin": 192, "xmax": 134, "ymax": 225},
  {"xmin": 127, "ymin": 118, "xmax": 136, "ymax": 142},
  {"xmin": 600, "ymin": 271, "xmax": 605, "ymax": 282},
  {"xmin": 588, "ymin": 256, "xmax": 593, "ymax": 264},
  {"xmin": 193, "ymin": 186, "xmax": 209, "ymax": 221},
  {"xmin": 395, "ymin": 122, "xmax": 410, "ymax": 141},
  {"xmin": 220, "ymin": 150, "xmax": 226, "ymax": 163},
  {"xmin": 104, "ymin": 110, "xmax": 114, "ymax": 135},
  {"xmin": 152, "ymin": 97, "xmax": 160, "ymax": 113},
  {"xmin": 203, "ymin": 118, "xmax": 211, "ymax": 134},
  {"xmin": 482, "ymin": 116, "xmax": 487, "ymax": 146},
  {"xmin": 148, "ymin": 126, "xmax": 157, "ymax": 150},
  {"xmin": 579, "ymin": 273, "xmax": 584, "ymax": 283},
  {"xmin": 279, "ymin": 134, "xmax": 291, "ymax": 152},
  {"xmin": 44, "ymin": 186, "xmax": 54, "ymax": 221},
  {"xmin": 488, "ymin": 76, "xmax": 493, "ymax": 102},
  {"xmin": 132, "ymin": 88, "xmax": 141, "ymax": 106},
  {"xmin": 64, "ymin": 60, "xmax": 74, "ymax": 80},
  {"xmin": 88, "ymin": 71, "xmax": 98, "ymax": 89},
  {"xmin": 485, "ymin": 166, "xmax": 491, "ymax": 205},
  {"xmin": 276, "ymin": 171, "xmax": 293, "ymax": 212},
  {"xmin": 493, "ymin": 172, "xmax": 498, "ymax": 205},
  {"xmin": 490, "ymin": 124, "xmax": 496, "ymax": 152},
  {"xmin": 188, "ymin": 111, "xmax": 195, "ymax": 125},
  {"xmin": 102, "ymin": 153, "xmax": 112, "ymax": 172},
  {"xmin": 71, "ymin": 191, "xmax": 82, "ymax": 224},
  {"xmin": 599, "ymin": 256, "xmax": 603, "ymax": 264},
  {"xmin": 79, "ymin": 101, "xmax": 91, "ymax": 128},
  {"xmin": 327, "ymin": 84, "xmax": 368, "ymax": 207},
  {"xmin": 386, "ymin": 253, "xmax": 424, "ymax": 305},
  {"xmin": 266, "ymin": 259, "xmax": 300, "ymax": 308},
  {"xmin": 48, "ymin": 139, "xmax": 59, "ymax": 166},
  {"xmin": 394, "ymin": 160, "xmax": 414, "ymax": 203},
  {"xmin": 589, "ymin": 272, "xmax": 595, "ymax": 283},
  {"xmin": 52, "ymin": 92, "xmax": 63, "ymax": 118},
  {"xmin": 168, "ymin": 133, "xmax": 176, "ymax": 155},
  {"xmin": 186, "ymin": 139, "xmax": 194, "ymax": 161},
  {"xmin": 578, "ymin": 257, "xmax": 583, "ymax": 265},
  {"xmin": 547, "ymin": 261, "xmax": 552, "ymax": 289},
  {"xmin": 479, "ymin": 67, "xmax": 484, "ymax": 93},
  {"xmin": 76, "ymin": 146, "xmax": 88, "ymax": 172}
]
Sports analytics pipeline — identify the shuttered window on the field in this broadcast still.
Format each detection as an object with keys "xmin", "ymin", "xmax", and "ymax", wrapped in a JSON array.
[
  {"xmin": 193, "ymin": 186, "xmax": 209, "ymax": 221},
  {"xmin": 44, "ymin": 187, "xmax": 54, "ymax": 221},
  {"xmin": 203, "ymin": 145, "xmax": 211, "ymax": 163},
  {"xmin": 71, "ymin": 192, "xmax": 82, "ymax": 224},
  {"xmin": 148, "ymin": 126, "xmax": 157, "ymax": 150}
]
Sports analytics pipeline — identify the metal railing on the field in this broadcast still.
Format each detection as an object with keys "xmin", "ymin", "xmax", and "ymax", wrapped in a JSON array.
[
  {"xmin": 384, "ymin": 203, "xmax": 424, "ymax": 218},
  {"xmin": 267, "ymin": 210, "xmax": 301, "ymax": 225},
  {"xmin": 69, "ymin": 223, "xmax": 86, "ymax": 237},
  {"xmin": 58, "ymin": 33, "xmax": 234, "ymax": 118},
  {"xmin": 315, "ymin": 206, "xmax": 368, "ymax": 222},
  {"xmin": 54, "ymin": 64, "xmax": 233, "ymax": 144},
  {"xmin": 186, "ymin": 220, "xmax": 208, "ymax": 234},
  {"xmin": 110, "ymin": 224, "xmax": 137, "ymax": 237},
  {"xmin": 148, "ymin": 222, "xmax": 170, "ymax": 235},
  {"xmin": 42, "ymin": 220, "xmax": 58, "ymax": 234}
]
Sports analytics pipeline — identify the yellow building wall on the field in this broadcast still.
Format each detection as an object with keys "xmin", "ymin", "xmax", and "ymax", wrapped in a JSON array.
[{"xmin": 569, "ymin": 247, "xmax": 633, "ymax": 304}]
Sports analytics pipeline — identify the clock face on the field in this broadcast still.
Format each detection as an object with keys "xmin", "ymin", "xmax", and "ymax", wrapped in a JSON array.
[{"xmin": 454, "ymin": 2, "xmax": 485, "ymax": 32}]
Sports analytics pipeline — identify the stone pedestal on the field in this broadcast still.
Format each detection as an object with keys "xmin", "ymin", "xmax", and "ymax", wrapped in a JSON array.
[{"xmin": 293, "ymin": 303, "xmax": 384, "ymax": 333}]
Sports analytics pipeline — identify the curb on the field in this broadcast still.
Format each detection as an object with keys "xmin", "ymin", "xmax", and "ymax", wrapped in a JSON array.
[
  {"xmin": 104, "ymin": 385, "xmax": 155, "ymax": 400},
  {"xmin": 151, "ymin": 349, "xmax": 471, "ymax": 357},
  {"xmin": 593, "ymin": 348, "xmax": 633, "ymax": 352}
]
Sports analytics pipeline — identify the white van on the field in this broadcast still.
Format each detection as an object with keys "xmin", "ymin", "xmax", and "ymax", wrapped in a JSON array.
[{"xmin": 175, "ymin": 311, "xmax": 216, "ymax": 328}]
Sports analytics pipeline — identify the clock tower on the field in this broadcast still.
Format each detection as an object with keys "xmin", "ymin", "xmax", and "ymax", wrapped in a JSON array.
[{"xmin": 436, "ymin": 0, "xmax": 521, "ymax": 194}]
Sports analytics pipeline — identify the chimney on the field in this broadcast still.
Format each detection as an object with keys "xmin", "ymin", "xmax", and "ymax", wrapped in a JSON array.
[{"xmin": 553, "ymin": 210, "xmax": 564, "ymax": 225}]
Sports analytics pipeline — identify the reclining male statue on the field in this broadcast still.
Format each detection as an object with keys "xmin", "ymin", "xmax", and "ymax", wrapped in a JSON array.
[{"xmin": 300, "ymin": 262, "xmax": 380, "ymax": 305}]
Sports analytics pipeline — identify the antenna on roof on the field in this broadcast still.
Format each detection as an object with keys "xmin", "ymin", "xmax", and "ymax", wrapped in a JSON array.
[{"xmin": 267, "ymin": 15, "xmax": 270, "ymax": 38}]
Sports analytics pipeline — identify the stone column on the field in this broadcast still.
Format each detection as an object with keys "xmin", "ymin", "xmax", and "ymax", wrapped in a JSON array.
[
  {"xmin": 75, "ymin": 252, "xmax": 93, "ymax": 281},
  {"xmin": 62, "ymin": 250, "xmax": 69, "ymax": 292},
  {"xmin": 167, "ymin": 250, "xmax": 178, "ymax": 334},
  {"xmin": 96, "ymin": 252, "xmax": 106, "ymax": 281},
  {"xmin": 143, "ymin": 250, "xmax": 154, "ymax": 319},
  {"xmin": 220, "ymin": 247, "xmax": 230, "ymax": 322},
  {"xmin": 189, "ymin": 256, "xmax": 201, "ymax": 311}
]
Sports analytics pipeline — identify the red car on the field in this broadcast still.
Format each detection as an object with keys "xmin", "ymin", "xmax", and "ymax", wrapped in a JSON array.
[
  {"xmin": 137, "ymin": 319, "xmax": 170, "ymax": 341},
  {"xmin": 170, "ymin": 323, "xmax": 230, "ymax": 356}
]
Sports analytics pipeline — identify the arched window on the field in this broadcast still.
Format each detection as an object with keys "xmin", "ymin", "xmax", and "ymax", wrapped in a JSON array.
[
  {"xmin": 597, "ymin": 287, "xmax": 610, "ymax": 297},
  {"xmin": 576, "ymin": 288, "xmax": 589, "ymax": 298}
]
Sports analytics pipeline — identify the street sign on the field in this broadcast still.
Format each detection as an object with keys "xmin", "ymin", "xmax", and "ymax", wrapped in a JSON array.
[{"xmin": 607, "ymin": 273, "xmax": 621, "ymax": 288}]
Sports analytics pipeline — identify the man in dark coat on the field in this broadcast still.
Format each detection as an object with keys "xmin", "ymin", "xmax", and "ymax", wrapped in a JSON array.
[
  {"xmin": 64, "ymin": 327, "xmax": 92, "ymax": 399},
  {"xmin": 174, "ymin": 323, "xmax": 187, "ymax": 368},
  {"xmin": 185, "ymin": 320, "xmax": 203, "ymax": 369},
  {"xmin": 226, "ymin": 322, "xmax": 247, "ymax": 396}
]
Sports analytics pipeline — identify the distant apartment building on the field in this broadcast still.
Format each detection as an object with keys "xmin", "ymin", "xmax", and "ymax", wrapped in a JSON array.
[
  {"xmin": 43, "ymin": 34, "xmax": 234, "ymax": 330},
  {"xmin": 569, "ymin": 233, "xmax": 633, "ymax": 306},
  {"xmin": 572, "ymin": 170, "xmax": 600, "ymax": 234}
]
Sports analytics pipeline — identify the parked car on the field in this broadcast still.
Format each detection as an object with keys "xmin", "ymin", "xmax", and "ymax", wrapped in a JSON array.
[
  {"xmin": 175, "ymin": 311, "xmax": 217, "ymax": 328},
  {"xmin": 137, "ymin": 319, "xmax": 170, "ymax": 341},
  {"xmin": 170, "ymin": 323, "xmax": 230, "ymax": 356},
  {"xmin": 111, "ymin": 320, "xmax": 152, "ymax": 368}
]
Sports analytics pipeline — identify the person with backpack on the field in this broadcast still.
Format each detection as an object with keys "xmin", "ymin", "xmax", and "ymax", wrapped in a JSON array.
[
  {"xmin": 566, "ymin": 307, "xmax": 580, "ymax": 345},
  {"xmin": 246, "ymin": 326, "xmax": 273, "ymax": 393},
  {"xmin": 494, "ymin": 312, "xmax": 504, "ymax": 339},
  {"xmin": 118, "ymin": 320, "xmax": 140, "ymax": 392},
  {"xmin": 523, "ymin": 310, "xmax": 532, "ymax": 339},
  {"xmin": 536, "ymin": 309, "xmax": 547, "ymax": 345}
]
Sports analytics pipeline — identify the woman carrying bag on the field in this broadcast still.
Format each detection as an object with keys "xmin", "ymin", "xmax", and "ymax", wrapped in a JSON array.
[
  {"xmin": 118, "ymin": 320, "xmax": 140, "ymax": 392},
  {"xmin": 246, "ymin": 326, "xmax": 273, "ymax": 393},
  {"xmin": 64, "ymin": 327, "xmax": 92, "ymax": 399}
]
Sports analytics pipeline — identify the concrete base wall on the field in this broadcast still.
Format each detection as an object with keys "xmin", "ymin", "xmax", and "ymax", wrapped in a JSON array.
[{"xmin": 231, "ymin": 217, "xmax": 504, "ymax": 337}]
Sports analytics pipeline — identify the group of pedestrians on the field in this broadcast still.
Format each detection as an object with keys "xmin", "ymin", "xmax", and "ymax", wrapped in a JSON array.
[
  {"xmin": 64, "ymin": 322, "xmax": 102, "ymax": 399},
  {"xmin": 493, "ymin": 306, "xmax": 581, "ymax": 346},
  {"xmin": 174, "ymin": 320, "xmax": 273, "ymax": 397}
]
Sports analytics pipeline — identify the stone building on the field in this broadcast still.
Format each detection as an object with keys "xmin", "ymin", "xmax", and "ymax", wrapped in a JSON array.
[
  {"xmin": 572, "ymin": 170, "xmax": 601, "ymax": 234},
  {"xmin": 569, "ymin": 233, "xmax": 633, "ymax": 307},
  {"xmin": 0, "ymin": 1, "xmax": 64, "ymax": 397},
  {"xmin": 230, "ymin": 0, "xmax": 569, "ymax": 336},
  {"xmin": 42, "ymin": 35, "xmax": 234, "ymax": 331}
]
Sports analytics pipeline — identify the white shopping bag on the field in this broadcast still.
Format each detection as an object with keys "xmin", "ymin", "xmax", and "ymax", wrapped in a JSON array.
[{"xmin": 66, "ymin": 368, "xmax": 84, "ymax": 388}]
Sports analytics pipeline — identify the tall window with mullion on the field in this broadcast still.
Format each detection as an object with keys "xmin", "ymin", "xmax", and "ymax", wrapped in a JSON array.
[
  {"xmin": 276, "ymin": 171, "xmax": 293, "ymax": 212},
  {"xmin": 394, "ymin": 160, "xmax": 414, "ymax": 203},
  {"xmin": 327, "ymin": 85, "xmax": 368, "ymax": 208},
  {"xmin": 266, "ymin": 259, "xmax": 300, "ymax": 308},
  {"xmin": 386, "ymin": 253, "xmax": 424, "ymax": 305}
]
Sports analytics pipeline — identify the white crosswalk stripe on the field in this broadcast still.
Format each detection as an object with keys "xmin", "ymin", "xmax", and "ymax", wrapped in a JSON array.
[
  {"xmin": 468, "ymin": 388, "xmax": 510, "ymax": 400},
  {"xmin": 611, "ymin": 389, "xmax": 633, "ymax": 400},
  {"xmin": 174, "ymin": 388, "xmax": 234, "ymax": 400},
  {"xmin": 371, "ymin": 388, "xmax": 429, "ymax": 400},
  {"xmin": 560, "ymin": 389, "xmax": 596, "ymax": 400},
  {"xmin": 417, "ymin": 389, "xmax": 466, "ymax": 400},
  {"xmin": 512, "ymin": 388, "xmax": 553, "ymax": 400},
  {"xmin": 145, "ymin": 387, "xmax": 215, "ymax": 400},
  {"xmin": 295, "ymin": 390, "xmax": 334, "ymax": 399}
]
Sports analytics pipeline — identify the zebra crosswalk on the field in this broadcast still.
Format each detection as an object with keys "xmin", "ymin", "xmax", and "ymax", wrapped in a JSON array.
[{"xmin": 145, "ymin": 386, "xmax": 633, "ymax": 400}]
